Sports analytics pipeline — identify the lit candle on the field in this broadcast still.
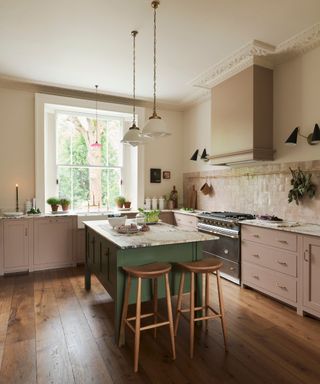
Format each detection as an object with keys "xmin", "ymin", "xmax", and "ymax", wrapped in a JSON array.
[{"xmin": 16, "ymin": 184, "xmax": 19, "ymax": 212}]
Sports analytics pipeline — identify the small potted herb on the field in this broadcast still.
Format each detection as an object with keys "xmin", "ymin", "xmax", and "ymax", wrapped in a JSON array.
[
  {"xmin": 115, "ymin": 196, "xmax": 126, "ymax": 208},
  {"xmin": 47, "ymin": 197, "xmax": 60, "ymax": 212},
  {"xmin": 124, "ymin": 200, "xmax": 131, "ymax": 209},
  {"xmin": 59, "ymin": 198, "xmax": 71, "ymax": 211}
]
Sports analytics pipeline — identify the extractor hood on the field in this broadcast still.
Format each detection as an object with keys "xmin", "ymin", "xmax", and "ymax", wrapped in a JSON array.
[{"xmin": 208, "ymin": 65, "xmax": 274, "ymax": 165}]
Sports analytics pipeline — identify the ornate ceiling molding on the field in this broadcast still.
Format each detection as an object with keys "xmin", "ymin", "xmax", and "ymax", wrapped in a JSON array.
[{"xmin": 189, "ymin": 22, "xmax": 320, "ymax": 92}]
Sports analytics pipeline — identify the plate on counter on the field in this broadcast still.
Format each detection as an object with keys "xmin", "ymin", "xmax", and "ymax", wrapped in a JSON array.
[{"xmin": 3, "ymin": 212, "xmax": 24, "ymax": 217}]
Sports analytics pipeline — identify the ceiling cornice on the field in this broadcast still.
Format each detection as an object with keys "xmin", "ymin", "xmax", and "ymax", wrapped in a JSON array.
[{"xmin": 185, "ymin": 22, "xmax": 320, "ymax": 107}]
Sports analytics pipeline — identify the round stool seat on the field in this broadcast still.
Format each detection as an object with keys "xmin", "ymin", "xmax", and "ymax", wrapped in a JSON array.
[
  {"xmin": 176, "ymin": 257, "xmax": 223, "ymax": 273},
  {"xmin": 123, "ymin": 262, "xmax": 172, "ymax": 278}
]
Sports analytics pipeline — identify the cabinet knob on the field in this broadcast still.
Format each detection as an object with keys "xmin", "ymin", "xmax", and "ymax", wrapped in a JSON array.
[
  {"xmin": 252, "ymin": 254, "xmax": 260, "ymax": 258},
  {"xmin": 277, "ymin": 283, "xmax": 288, "ymax": 291},
  {"xmin": 253, "ymin": 234, "xmax": 260, "ymax": 238},
  {"xmin": 304, "ymin": 250, "xmax": 309, "ymax": 262},
  {"xmin": 277, "ymin": 261, "xmax": 288, "ymax": 266},
  {"xmin": 278, "ymin": 240, "xmax": 288, "ymax": 244},
  {"xmin": 252, "ymin": 275, "xmax": 259, "ymax": 280}
]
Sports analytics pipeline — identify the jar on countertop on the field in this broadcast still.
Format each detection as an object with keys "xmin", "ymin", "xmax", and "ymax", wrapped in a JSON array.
[
  {"xmin": 152, "ymin": 197, "xmax": 158, "ymax": 210},
  {"xmin": 145, "ymin": 197, "xmax": 151, "ymax": 210},
  {"xmin": 136, "ymin": 212, "xmax": 145, "ymax": 225},
  {"xmin": 158, "ymin": 197, "xmax": 165, "ymax": 210}
]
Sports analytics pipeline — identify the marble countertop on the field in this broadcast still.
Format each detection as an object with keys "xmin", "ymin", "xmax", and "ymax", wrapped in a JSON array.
[
  {"xmin": 84, "ymin": 220, "xmax": 217, "ymax": 249},
  {"xmin": 241, "ymin": 219, "xmax": 320, "ymax": 237}
]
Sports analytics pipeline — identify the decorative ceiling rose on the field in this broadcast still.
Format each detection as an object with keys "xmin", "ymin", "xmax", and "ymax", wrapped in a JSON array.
[
  {"xmin": 121, "ymin": 30, "xmax": 146, "ymax": 147},
  {"xmin": 91, "ymin": 84, "xmax": 102, "ymax": 148},
  {"xmin": 143, "ymin": 0, "xmax": 171, "ymax": 138}
]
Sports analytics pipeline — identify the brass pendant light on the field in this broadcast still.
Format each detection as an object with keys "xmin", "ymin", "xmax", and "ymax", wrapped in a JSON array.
[
  {"xmin": 143, "ymin": 0, "xmax": 170, "ymax": 138},
  {"xmin": 121, "ymin": 30, "xmax": 146, "ymax": 146}
]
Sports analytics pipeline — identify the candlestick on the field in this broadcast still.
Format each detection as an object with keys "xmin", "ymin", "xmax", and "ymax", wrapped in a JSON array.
[{"xmin": 16, "ymin": 184, "xmax": 19, "ymax": 212}]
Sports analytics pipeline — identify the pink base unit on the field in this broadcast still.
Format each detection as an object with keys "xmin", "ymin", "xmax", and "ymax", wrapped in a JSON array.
[{"xmin": 241, "ymin": 223, "xmax": 320, "ymax": 319}]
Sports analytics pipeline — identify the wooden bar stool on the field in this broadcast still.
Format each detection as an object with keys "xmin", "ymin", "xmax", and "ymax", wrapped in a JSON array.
[
  {"xmin": 119, "ymin": 262, "xmax": 176, "ymax": 372},
  {"xmin": 174, "ymin": 258, "xmax": 228, "ymax": 358}
]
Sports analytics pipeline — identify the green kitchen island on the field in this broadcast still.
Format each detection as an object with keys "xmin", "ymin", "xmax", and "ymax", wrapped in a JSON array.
[{"xmin": 84, "ymin": 220, "xmax": 217, "ymax": 343}]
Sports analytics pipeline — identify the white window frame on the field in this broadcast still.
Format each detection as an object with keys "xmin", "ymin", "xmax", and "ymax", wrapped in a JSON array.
[{"xmin": 35, "ymin": 93, "xmax": 145, "ymax": 213}]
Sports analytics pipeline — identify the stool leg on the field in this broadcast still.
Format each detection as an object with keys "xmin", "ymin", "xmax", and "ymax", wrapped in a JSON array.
[
  {"xmin": 134, "ymin": 277, "xmax": 142, "ymax": 372},
  {"xmin": 174, "ymin": 272, "xmax": 185, "ymax": 336},
  {"xmin": 205, "ymin": 272, "xmax": 209, "ymax": 333},
  {"xmin": 164, "ymin": 273, "xmax": 176, "ymax": 360},
  {"xmin": 190, "ymin": 271, "xmax": 195, "ymax": 358},
  {"xmin": 153, "ymin": 277, "xmax": 158, "ymax": 339},
  {"xmin": 216, "ymin": 271, "xmax": 228, "ymax": 352},
  {"xmin": 119, "ymin": 275, "xmax": 131, "ymax": 347}
]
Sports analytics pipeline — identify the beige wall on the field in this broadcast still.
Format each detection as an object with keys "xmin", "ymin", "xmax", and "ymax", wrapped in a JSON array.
[
  {"xmin": 183, "ymin": 45, "xmax": 320, "ymax": 173},
  {"xmin": 0, "ymin": 88, "xmax": 35, "ymax": 211},
  {"xmin": 144, "ymin": 108, "xmax": 184, "ymax": 203},
  {"xmin": 0, "ymin": 86, "xmax": 184, "ymax": 211},
  {"xmin": 274, "ymin": 45, "xmax": 320, "ymax": 162},
  {"xmin": 182, "ymin": 99, "xmax": 211, "ymax": 173}
]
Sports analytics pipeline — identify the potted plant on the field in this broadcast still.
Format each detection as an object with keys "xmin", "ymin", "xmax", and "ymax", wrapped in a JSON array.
[
  {"xmin": 59, "ymin": 198, "xmax": 71, "ymax": 212},
  {"xmin": 124, "ymin": 200, "xmax": 131, "ymax": 209},
  {"xmin": 115, "ymin": 196, "xmax": 126, "ymax": 208},
  {"xmin": 47, "ymin": 197, "xmax": 60, "ymax": 212}
]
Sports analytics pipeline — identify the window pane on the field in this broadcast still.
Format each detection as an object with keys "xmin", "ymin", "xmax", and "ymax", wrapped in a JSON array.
[
  {"xmin": 56, "ymin": 114, "xmax": 72, "ymax": 164},
  {"xmin": 107, "ymin": 119, "xmax": 123, "ymax": 166},
  {"xmin": 58, "ymin": 166, "xmax": 71, "ymax": 200},
  {"xmin": 72, "ymin": 168, "xmax": 89, "ymax": 211},
  {"xmin": 101, "ymin": 168, "xmax": 121, "ymax": 209}
]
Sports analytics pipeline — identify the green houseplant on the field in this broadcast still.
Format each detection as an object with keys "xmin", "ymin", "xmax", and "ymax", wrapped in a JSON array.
[
  {"xmin": 124, "ymin": 200, "xmax": 131, "ymax": 209},
  {"xmin": 138, "ymin": 208, "xmax": 160, "ymax": 223},
  {"xmin": 59, "ymin": 198, "xmax": 71, "ymax": 211},
  {"xmin": 115, "ymin": 196, "xmax": 126, "ymax": 208},
  {"xmin": 288, "ymin": 168, "xmax": 317, "ymax": 205},
  {"xmin": 47, "ymin": 197, "xmax": 60, "ymax": 212}
]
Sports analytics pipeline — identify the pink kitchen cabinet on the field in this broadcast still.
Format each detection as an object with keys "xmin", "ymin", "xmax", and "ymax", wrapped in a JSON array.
[
  {"xmin": 3, "ymin": 219, "xmax": 33, "ymax": 273},
  {"xmin": 33, "ymin": 217, "xmax": 74, "ymax": 270},
  {"xmin": 303, "ymin": 236, "xmax": 320, "ymax": 317}
]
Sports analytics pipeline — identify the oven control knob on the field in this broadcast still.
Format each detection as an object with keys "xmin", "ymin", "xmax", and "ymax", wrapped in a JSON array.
[{"xmin": 224, "ymin": 249, "xmax": 229, "ymax": 254}]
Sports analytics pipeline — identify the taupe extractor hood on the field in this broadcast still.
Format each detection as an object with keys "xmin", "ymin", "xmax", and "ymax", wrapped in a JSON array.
[{"xmin": 208, "ymin": 65, "xmax": 274, "ymax": 165}]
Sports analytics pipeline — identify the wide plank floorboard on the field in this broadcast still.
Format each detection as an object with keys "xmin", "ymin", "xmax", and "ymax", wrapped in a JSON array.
[{"xmin": 0, "ymin": 266, "xmax": 319, "ymax": 383}]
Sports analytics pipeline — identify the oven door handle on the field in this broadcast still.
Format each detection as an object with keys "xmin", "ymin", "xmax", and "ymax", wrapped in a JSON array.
[{"xmin": 198, "ymin": 228, "xmax": 239, "ymax": 239}]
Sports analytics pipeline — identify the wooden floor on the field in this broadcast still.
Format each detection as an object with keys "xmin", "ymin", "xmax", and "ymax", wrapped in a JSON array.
[{"xmin": 0, "ymin": 267, "xmax": 319, "ymax": 384}]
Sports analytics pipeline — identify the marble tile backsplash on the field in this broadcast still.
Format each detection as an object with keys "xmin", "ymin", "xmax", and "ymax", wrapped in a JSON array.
[{"xmin": 183, "ymin": 160, "xmax": 320, "ymax": 224}]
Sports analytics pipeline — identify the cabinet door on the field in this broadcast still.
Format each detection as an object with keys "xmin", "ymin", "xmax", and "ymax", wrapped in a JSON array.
[
  {"xmin": 34, "ymin": 217, "xmax": 73, "ymax": 268},
  {"xmin": 303, "ymin": 236, "xmax": 320, "ymax": 313},
  {"xmin": 4, "ymin": 220, "xmax": 29, "ymax": 272}
]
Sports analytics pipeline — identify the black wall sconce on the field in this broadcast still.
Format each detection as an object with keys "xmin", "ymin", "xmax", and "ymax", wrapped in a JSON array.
[
  {"xmin": 285, "ymin": 124, "xmax": 320, "ymax": 145},
  {"xmin": 190, "ymin": 148, "xmax": 209, "ymax": 161}
]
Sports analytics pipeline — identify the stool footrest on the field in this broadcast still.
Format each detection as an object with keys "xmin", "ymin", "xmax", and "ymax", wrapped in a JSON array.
[{"xmin": 194, "ymin": 314, "xmax": 221, "ymax": 322}]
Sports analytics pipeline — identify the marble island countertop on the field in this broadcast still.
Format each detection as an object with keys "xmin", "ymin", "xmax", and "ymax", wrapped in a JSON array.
[
  {"xmin": 84, "ymin": 220, "xmax": 217, "ymax": 249},
  {"xmin": 241, "ymin": 219, "xmax": 320, "ymax": 237}
]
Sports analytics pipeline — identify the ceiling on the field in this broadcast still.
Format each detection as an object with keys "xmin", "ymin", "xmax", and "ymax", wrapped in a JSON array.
[{"xmin": 0, "ymin": 0, "xmax": 319, "ymax": 105}]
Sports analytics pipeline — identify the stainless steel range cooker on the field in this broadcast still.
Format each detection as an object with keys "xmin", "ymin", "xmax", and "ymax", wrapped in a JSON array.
[{"xmin": 197, "ymin": 211, "xmax": 255, "ymax": 285}]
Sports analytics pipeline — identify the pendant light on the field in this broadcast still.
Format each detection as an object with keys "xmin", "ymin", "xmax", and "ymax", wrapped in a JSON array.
[
  {"xmin": 121, "ymin": 30, "xmax": 146, "ymax": 146},
  {"xmin": 143, "ymin": 0, "xmax": 170, "ymax": 138},
  {"xmin": 91, "ymin": 84, "xmax": 102, "ymax": 148}
]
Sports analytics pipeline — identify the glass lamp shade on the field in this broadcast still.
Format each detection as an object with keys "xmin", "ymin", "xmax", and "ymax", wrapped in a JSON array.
[
  {"xmin": 143, "ymin": 116, "xmax": 170, "ymax": 138},
  {"xmin": 90, "ymin": 141, "xmax": 102, "ymax": 148},
  {"xmin": 285, "ymin": 127, "xmax": 299, "ymax": 145},
  {"xmin": 311, "ymin": 123, "xmax": 320, "ymax": 144},
  {"xmin": 121, "ymin": 125, "xmax": 145, "ymax": 147}
]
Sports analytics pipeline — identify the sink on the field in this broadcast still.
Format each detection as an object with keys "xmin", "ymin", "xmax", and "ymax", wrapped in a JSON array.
[{"xmin": 77, "ymin": 211, "xmax": 121, "ymax": 228}]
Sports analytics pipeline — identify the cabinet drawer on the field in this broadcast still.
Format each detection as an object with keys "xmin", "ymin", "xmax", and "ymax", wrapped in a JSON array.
[
  {"xmin": 241, "ymin": 225, "xmax": 297, "ymax": 252},
  {"xmin": 242, "ymin": 262, "xmax": 297, "ymax": 303},
  {"xmin": 242, "ymin": 241, "xmax": 297, "ymax": 277},
  {"xmin": 174, "ymin": 213, "xmax": 198, "ymax": 229}
]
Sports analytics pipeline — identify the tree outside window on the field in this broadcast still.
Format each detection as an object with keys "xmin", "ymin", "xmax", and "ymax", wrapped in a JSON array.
[{"xmin": 56, "ymin": 112, "xmax": 123, "ymax": 211}]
